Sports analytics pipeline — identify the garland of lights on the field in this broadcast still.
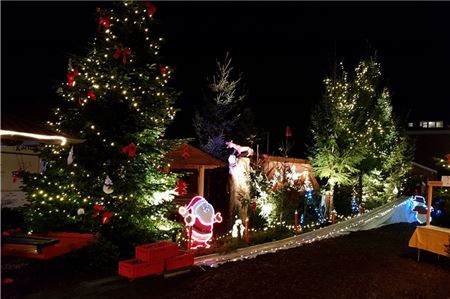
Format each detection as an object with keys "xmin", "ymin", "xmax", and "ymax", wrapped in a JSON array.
[{"xmin": 193, "ymin": 197, "xmax": 414, "ymax": 268}]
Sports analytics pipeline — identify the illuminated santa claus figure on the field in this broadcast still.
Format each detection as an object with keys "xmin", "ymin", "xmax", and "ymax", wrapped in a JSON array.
[{"xmin": 178, "ymin": 195, "xmax": 222, "ymax": 249}]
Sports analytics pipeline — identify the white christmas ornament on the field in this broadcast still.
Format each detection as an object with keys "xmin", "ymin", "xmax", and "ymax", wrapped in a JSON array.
[
  {"xmin": 77, "ymin": 208, "xmax": 85, "ymax": 215},
  {"xmin": 103, "ymin": 175, "xmax": 114, "ymax": 194},
  {"xmin": 393, "ymin": 186, "xmax": 399, "ymax": 195},
  {"xmin": 67, "ymin": 146, "xmax": 74, "ymax": 165}
]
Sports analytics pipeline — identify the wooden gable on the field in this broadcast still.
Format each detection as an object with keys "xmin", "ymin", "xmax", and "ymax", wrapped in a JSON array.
[{"xmin": 166, "ymin": 144, "xmax": 225, "ymax": 170}]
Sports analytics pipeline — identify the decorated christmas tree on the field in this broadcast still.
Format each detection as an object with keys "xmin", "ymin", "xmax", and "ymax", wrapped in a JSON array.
[
  {"xmin": 309, "ymin": 57, "xmax": 412, "ymax": 213},
  {"xmin": 351, "ymin": 58, "xmax": 412, "ymax": 207},
  {"xmin": 21, "ymin": 1, "xmax": 182, "ymax": 255},
  {"xmin": 309, "ymin": 62, "xmax": 364, "ymax": 216}
]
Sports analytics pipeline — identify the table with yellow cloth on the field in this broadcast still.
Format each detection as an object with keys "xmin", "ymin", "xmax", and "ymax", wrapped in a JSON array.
[{"xmin": 408, "ymin": 225, "xmax": 450, "ymax": 261}]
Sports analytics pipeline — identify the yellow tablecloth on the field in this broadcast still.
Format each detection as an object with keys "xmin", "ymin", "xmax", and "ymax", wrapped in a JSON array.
[{"xmin": 408, "ymin": 225, "xmax": 450, "ymax": 257}]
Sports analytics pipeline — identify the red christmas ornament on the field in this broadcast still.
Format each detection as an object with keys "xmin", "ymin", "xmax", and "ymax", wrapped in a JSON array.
[
  {"xmin": 67, "ymin": 72, "xmax": 75, "ymax": 88},
  {"xmin": 160, "ymin": 66, "xmax": 167, "ymax": 76},
  {"xmin": 98, "ymin": 16, "xmax": 110, "ymax": 31},
  {"xmin": 88, "ymin": 90, "xmax": 96, "ymax": 101},
  {"xmin": 176, "ymin": 179, "xmax": 188, "ymax": 197},
  {"xmin": 67, "ymin": 66, "xmax": 78, "ymax": 88},
  {"xmin": 272, "ymin": 184, "xmax": 278, "ymax": 192},
  {"xmin": 285, "ymin": 126, "xmax": 292, "ymax": 137},
  {"xmin": 145, "ymin": 1, "xmax": 157, "ymax": 17},
  {"xmin": 182, "ymin": 144, "xmax": 190, "ymax": 160},
  {"xmin": 96, "ymin": 7, "xmax": 101, "ymax": 13},
  {"xmin": 121, "ymin": 142, "xmax": 137, "ymax": 157},
  {"xmin": 113, "ymin": 47, "xmax": 132, "ymax": 64},
  {"xmin": 251, "ymin": 201, "xmax": 257, "ymax": 211}
]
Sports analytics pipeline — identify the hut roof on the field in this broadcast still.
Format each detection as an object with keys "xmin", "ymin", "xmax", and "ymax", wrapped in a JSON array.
[{"xmin": 167, "ymin": 144, "xmax": 226, "ymax": 170}]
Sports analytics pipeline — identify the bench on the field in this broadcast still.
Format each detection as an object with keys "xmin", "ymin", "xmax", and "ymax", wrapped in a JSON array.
[{"xmin": 1, "ymin": 232, "xmax": 95, "ymax": 259}]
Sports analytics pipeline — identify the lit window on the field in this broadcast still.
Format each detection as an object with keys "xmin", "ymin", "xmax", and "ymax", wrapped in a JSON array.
[
  {"xmin": 420, "ymin": 121, "xmax": 428, "ymax": 128},
  {"xmin": 428, "ymin": 121, "xmax": 436, "ymax": 128},
  {"xmin": 436, "ymin": 121, "xmax": 444, "ymax": 128},
  {"xmin": 408, "ymin": 122, "xmax": 414, "ymax": 128}
]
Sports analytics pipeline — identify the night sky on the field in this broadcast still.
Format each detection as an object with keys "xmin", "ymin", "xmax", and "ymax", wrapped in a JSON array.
[{"xmin": 2, "ymin": 1, "xmax": 450, "ymax": 156}]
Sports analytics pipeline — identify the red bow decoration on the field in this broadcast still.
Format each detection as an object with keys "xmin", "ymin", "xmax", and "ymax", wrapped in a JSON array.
[
  {"xmin": 98, "ymin": 16, "xmax": 110, "ymax": 31},
  {"xmin": 67, "ymin": 66, "xmax": 78, "ymax": 88},
  {"xmin": 145, "ymin": 1, "xmax": 157, "ymax": 17},
  {"xmin": 113, "ymin": 47, "xmax": 132, "ymax": 64},
  {"xmin": 182, "ymin": 144, "xmax": 190, "ymax": 160},
  {"xmin": 176, "ymin": 179, "xmax": 188, "ymax": 196},
  {"xmin": 102, "ymin": 211, "xmax": 113, "ymax": 224},
  {"xmin": 92, "ymin": 204, "xmax": 105, "ymax": 217},
  {"xmin": 285, "ymin": 126, "xmax": 292, "ymax": 138},
  {"xmin": 121, "ymin": 142, "xmax": 137, "ymax": 157},
  {"xmin": 88, "ymin": 90, "xmax": 96, "ymax": 101},
  {"xmin": 160, "ymin": 66, "xmax": 167, "ymax": 76}
]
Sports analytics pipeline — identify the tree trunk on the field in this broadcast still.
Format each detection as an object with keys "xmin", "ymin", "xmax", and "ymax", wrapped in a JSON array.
[{"xmin": 358, "ymin": 173, "xmax": 363, "ymax": 205}]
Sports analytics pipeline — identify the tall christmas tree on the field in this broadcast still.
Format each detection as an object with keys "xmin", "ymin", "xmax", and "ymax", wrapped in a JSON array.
[
  {"xmin": 351, "ymin": 58, "xmax": 412, "ymax": 207},
  {"xmin": 21, "ymin": 1, "xmax": 182, "ymax": 255},
  {"xmin": 308, "ymin": 62, "xmax": 364, "ymax": 216},
  {"xmin": 309, "ymin": 57, "xmax": 412, "ymax": 213}
]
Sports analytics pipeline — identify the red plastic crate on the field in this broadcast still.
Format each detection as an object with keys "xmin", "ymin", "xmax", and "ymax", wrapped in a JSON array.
[
  {"xmin": 118, "ymin": 258, "xmax": 164, "ymax": 279},
  {"xmin": 135, "ymin": 241, "xmax": 178, "ymax": 262},
  {"xmin": 165, "ymin": 250, "xmax": 195, "ymax": 272}
]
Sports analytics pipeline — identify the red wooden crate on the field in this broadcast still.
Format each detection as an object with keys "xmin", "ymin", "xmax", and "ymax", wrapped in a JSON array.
[
  {"xmin": 118, "ymin": 258, "xmax": 164, "ymax": 279},
  {"xmin": 135, "ymin": 241, "xmax": 178, "ymax": 262},
  {"xmin": 165, "ymin": 250, "xmax": 195, "ymax": 272}
]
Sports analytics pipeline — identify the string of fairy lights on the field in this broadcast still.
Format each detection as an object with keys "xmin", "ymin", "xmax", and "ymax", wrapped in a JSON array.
[
  {"xmin": 175, "ymin": 209, "xmax": 359, "ymax": 249},
  {"xmin": 193, "ymin": 197, "xmax": 414, "ymax": 268}
]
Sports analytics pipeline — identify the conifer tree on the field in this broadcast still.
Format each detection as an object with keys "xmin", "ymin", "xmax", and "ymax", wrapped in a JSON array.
[
  {"xmin": 309, "ymin": 57, "xmax": 412, "ymax": 213},
  {"xmin": 21, "ymin": 1, "xmax": 182, "ymax": 255},
  {"xmin": 193, "ymin": 53, "xmax": 254, "ymax": 159},
  {"xmin": 309, "ymin": 63, "xmax": 364, "ymax": 216},
  {"xmin": 351, "ymin": 59, "xmax": 412, "ymax": 207}
]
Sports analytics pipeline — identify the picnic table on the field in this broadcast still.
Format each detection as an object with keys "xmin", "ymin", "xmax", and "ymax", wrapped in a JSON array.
[{"xmin": 408, "ymin": 225, "xmax": 450, "ymax": 261}]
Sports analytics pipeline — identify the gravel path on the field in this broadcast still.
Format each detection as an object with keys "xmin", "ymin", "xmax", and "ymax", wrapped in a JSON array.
[{"xmin": 2, "ymin": 223, "xmax": 450, "ymax": 299}]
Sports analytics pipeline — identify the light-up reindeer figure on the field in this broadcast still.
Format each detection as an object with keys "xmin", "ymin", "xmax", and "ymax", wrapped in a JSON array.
[
  {"xmin": 226, "ymin": 141, "xmax": 253, "ymax": 223},
  {"xmin": 226, "ymin": 140, "xmax": 254, "ymax": 158}
]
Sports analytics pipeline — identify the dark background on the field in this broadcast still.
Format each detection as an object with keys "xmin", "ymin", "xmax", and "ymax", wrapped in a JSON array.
[{"xmin": 2, "ymin": 1, "xmax": 450, "ymax": 157}]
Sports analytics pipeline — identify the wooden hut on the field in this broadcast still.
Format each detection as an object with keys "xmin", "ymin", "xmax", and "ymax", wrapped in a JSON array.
[{"xmin": 166, "ymin": 144, "xmax": 226, "ymax": 203}]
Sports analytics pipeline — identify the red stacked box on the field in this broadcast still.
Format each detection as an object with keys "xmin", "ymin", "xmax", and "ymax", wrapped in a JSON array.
[
  {"xmin": 165, "ymin": 250, "xmax": 195, "ymax": 272},
  {"xmin": 135, "ymin": 241, "xmax": 178, "ymax": 262},
  {"xmin": 118, "ymin": 258, "xmax": 164, "ymax": 279},
  {"xmin": 118, "ymin": 241, "xmax": 193, "ymax": 279}
]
